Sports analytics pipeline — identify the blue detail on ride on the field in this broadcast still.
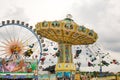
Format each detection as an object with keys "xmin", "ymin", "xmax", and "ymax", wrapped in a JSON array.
[
  {"xmin": 56, "ymin": 72, "xmax": 63, "ymax": 78},
  {"xmin": 64, "ymin": 72, "xmax": 71, "ymax": 78}
]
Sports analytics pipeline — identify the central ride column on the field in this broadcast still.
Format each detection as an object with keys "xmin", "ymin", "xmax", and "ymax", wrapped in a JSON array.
[{"xmin": 55, "ymin": 43, "xmax": 76, "ymax": 79}]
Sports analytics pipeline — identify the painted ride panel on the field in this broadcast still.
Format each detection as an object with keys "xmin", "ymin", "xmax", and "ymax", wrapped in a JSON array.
[{"xmin": 0, "ymin": 58, "xmax": 38, "ymax": 79}]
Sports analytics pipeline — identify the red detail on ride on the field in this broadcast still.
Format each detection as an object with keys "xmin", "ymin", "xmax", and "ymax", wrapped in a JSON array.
[{"xmin": 40, "ymin": 57, "xmax": 45, "ymax": 62}]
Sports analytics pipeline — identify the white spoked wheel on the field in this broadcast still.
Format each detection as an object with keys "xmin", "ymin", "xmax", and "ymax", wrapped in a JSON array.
[{"xmin": 0, "ymin": 20, "xmax": 42, "ymax": 63}]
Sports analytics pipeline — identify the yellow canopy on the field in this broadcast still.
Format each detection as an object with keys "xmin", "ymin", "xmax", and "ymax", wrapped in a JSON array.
[{"xmin": 36, "ymin": 18, "xmax": 98, "ymax": 45}]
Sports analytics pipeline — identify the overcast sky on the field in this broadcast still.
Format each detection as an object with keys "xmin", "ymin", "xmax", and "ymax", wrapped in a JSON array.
[{"xmin": 0, "ymin": 0, "xmax": 120, "ymax": 72}]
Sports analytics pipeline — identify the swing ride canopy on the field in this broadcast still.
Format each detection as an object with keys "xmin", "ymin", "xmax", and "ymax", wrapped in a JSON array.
[{"xmin": 36, "ymin": 15, "xmax": 98, "ymax": 45}]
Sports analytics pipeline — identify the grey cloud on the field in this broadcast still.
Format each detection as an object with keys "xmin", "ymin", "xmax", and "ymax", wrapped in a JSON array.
[
  {"xmin": 2, "ymin": 6, "xmax": 29, "ymax": 21},
  {"xmin": 102, "ymin": 42, "xmax": 120, "ymax": 52},
  {"xmin": 72, "ymin": 0, "xmax": 110, "ymax": 25},
  {"xmin": 71, "ymin": 0, "xmax": 120, "ymax": 53}
]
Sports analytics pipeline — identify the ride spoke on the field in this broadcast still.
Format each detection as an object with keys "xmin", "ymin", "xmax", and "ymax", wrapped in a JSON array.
[
  {"xmin": 4, "ymin": 26, "xmax": 12, "ymax": 42},
  {"xmin": 22, "ymin": 35, "xmax": 35, "ymax": 45},
  {"xmin": 17, "ymin": 25, "xmax": 23, "ymax": 42}
]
